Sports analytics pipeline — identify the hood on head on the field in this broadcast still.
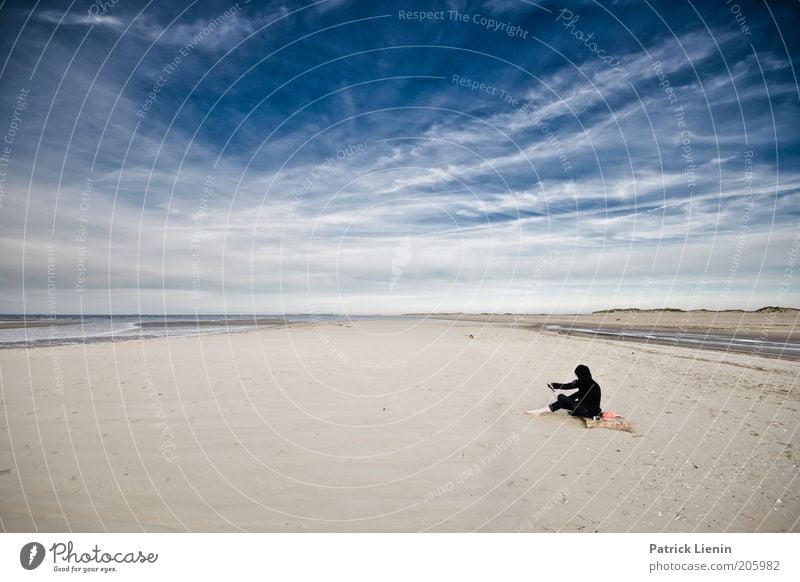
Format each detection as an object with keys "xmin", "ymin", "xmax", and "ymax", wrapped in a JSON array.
[{"xmin": 574, "ymin": 364, "xmax": 592, "ymax": 380}]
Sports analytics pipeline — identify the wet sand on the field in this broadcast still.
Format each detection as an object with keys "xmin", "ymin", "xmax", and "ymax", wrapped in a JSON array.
[{"xmin": 413, "ymin": 311, "xmax": 800, "ymax": 359}]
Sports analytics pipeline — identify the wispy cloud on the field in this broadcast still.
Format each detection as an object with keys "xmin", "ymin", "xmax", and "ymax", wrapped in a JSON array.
[
  {"xmin": 35, "ymin": 8, "xmax": 125, "ymax": 29},
  {"xmin": 137, "ymin": 4, "xmax": 292, "ymax": 52}
]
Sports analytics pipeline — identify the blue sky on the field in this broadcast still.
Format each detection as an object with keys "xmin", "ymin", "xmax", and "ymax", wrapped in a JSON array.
[{"xmin": 0, "ymin": 0, "xmax": 798, "ymax": 314}]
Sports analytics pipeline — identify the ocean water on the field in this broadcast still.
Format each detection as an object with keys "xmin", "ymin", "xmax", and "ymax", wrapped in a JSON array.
[{"xmin": 0, "ymin": 314, "xmax": 383, "ymax": 348}]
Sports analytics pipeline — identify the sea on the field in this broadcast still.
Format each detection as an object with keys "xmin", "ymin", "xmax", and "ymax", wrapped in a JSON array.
[{"xmin": 0, "ymin": 314, "xmax": 394, "ymax": 349}]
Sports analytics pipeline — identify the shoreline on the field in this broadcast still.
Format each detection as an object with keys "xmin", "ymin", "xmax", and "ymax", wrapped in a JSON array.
[
  {"xmin": 1, "ymin": 311, "xmax": 798, "ymax": 361},
  {"xmin": 0, "ymin": 321, "xmax": 299, "ymax": 351},
  {"xmin": 135, "ymin": 318, "xmax": 288, "ymax": 329},
  {"xmin": 0, "ymin": 319, "xmax": 81, "ymax": 330},
  {"xmin": 0, "ymin": 317, "xmax": 288, "ymax": 331}
]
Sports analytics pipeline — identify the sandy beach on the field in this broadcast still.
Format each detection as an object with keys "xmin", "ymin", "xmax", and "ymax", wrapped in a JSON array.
[{"xmin": 1, "ymin": 316, "xmax": 797, "ymax": 532}]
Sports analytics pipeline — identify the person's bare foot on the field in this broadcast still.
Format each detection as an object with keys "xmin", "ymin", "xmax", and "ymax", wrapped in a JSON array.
[{"xmin": 526, "ymin": 406, "xmax": 551, "ymax": 415}]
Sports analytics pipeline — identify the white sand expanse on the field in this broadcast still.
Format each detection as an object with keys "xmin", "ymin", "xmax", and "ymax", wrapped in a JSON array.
[{"xmin": 0, "ymin": 318, "xmax": 797, "ymax": 532}]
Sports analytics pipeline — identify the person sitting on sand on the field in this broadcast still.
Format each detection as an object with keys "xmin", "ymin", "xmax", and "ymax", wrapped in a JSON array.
[{"xmin": 527, "ymin": 364, "xmax": 602, "ymax": 418}]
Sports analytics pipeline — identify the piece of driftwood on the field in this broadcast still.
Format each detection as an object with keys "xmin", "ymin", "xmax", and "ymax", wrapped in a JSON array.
[{"xmin": 582, "ymin": 416, "xmax": 633, "ymax": 432}]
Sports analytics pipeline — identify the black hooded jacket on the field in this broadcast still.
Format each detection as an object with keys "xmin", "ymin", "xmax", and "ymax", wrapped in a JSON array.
[{"xmin": 551, "ymin": 365, "xmax": 601, "ymax": 413}]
